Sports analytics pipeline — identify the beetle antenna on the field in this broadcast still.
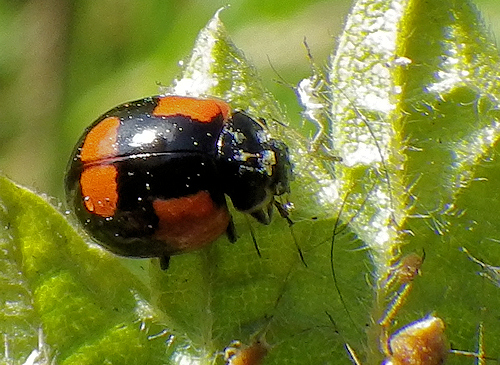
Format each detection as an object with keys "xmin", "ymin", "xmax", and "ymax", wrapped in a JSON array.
[
  {"xmin": 274, "ymin": 199, "xmax": 307, "ymax": 268},
  {"xmin": 245, "ymin": 215, "xmax": 262, "ymax": 258}
]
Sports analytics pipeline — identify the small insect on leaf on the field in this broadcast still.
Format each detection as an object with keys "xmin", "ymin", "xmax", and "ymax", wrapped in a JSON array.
[
  {"xmin": 224, "ymin": 339, "xmax": 269, "ymax": 365},
  {"xmin": 383, "ymin": 316, "xmax": 449, "ymax": 365},
  {"xmin": 380, "ymin": 252, "xmax": 425, "ymax": 328}
]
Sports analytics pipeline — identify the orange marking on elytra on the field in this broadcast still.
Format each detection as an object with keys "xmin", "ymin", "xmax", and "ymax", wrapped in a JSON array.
[
  {"xmin": 80, "ymin": 165, "xmax": 118, "ymax": 217},
  {"xmin": 153, "ymin": 191, "xmax": 230, "ymax": 252},
  {"xmin": 80, "ymin": 116, "xmax": 120, "ymax": 163},
  {"xmin": 153, "ymin": 96, "xmax": 230, "ymax": 123}
]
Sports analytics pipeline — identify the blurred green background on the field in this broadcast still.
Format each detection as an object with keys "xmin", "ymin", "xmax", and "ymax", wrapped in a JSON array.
[{"xmin": 0, "ymin": 0, "xmax": 499, "ymax": 199}]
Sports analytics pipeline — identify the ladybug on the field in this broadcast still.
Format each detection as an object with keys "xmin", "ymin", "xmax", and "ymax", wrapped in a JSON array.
[{"xmin": 65, "ymin": 95, "xmax": 291, "ymax": 269}]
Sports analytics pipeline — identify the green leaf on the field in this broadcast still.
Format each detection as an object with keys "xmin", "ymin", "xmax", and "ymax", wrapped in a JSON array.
[
  {"xmin": 2, "ymin": 1, "xmax": 500, "ymax": 364},
  {"xmin": 0, "ymin": 177, "xmax": 169, "ymax": 364},
  {"xmin": 307, "ymin": 0, "xmax": 500, "ymax": 363}
]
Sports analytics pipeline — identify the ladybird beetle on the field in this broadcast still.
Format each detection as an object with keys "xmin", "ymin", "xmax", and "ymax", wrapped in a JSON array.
[{"xmin": 65, "ymin": 95, "xmax": 291, "ymax": 269}]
